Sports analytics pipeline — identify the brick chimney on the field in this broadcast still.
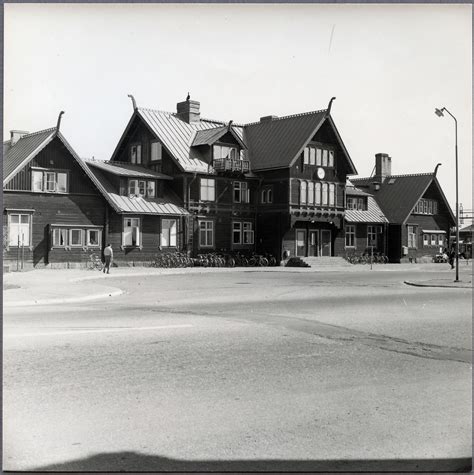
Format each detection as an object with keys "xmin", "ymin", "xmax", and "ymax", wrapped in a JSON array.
[
  {"xmin": 10, "ymin": 130, "xmax": 29, "ymax": 146},
  {"xmin": 176, "ymin": 96, "xmax": 200, "ymax": 124},
  {"xmin": 374, "ymin": 153, "xmax": 391, "ymax": 181}
]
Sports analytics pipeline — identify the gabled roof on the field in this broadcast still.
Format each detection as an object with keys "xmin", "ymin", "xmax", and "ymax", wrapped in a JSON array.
[
  {"xmin": 86, "ymin": 159, "xmax": 172, "ymax": 180},
  {"xmin": 121, "ymin": 108, "xmax": 246, "ymax": 174},
  {"xmin": 191, "ymin": 125, "xmax": 246, "ymax": 149},
  {"xmin": 86, "ymin": 166, "xmax": 188, "ymax": 216},
  {"xmin": 243, "ymin": 111, "xmax": 357, "ymax": 174},
  {"xmin": 346, "ymin": 181, "xmax": 372, "ymax": 197},
  {"xmin": 345, "ymin": 196, "xmax": 388, "ymax": 224},
  {"xmin": 3, "ymin": 128, "xmax": 56, "ymax": 185},
  {"xmin": 351, "ymin": 173, "xmax": 455, "ymax": 224}
]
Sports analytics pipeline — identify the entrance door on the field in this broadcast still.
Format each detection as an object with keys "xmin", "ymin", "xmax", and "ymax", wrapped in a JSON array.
[
  {"xmin": 295, "ymin": 230, "xmax": 306, "ymax": 257},
  {"xmin": 321, "ymin": 230, "xmax": 332, "ymax": 256},
  {"xmin": 309, "ymin": 231, "xmax": 319, "ymax": 256}
]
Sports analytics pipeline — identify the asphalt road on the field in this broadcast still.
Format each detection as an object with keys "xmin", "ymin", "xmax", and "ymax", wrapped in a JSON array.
[{"xmin": 3, "ymin": 269, "xmax": 472, "ymax": 471}]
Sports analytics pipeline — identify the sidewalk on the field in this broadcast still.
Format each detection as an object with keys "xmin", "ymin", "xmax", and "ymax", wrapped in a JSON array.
[
  {"xmin": 404, "ymin": 263, "xmax": 472, "ymax": 289},
  {"xmin": 3, "ymin": 262, "xmax": 472, "ymax": 307}
]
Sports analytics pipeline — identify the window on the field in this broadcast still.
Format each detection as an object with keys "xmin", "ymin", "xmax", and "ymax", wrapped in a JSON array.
[
  {"xmin": 322, "ymin": 150, "xmax": 328, "ymax": 167},
  {"xmin": 87, "ymin": 229, "xmax": 101, "ymax": 247},
  {"xmin": 214, "ymin": 145, "xmax": 239, "ymax": 160},
  {"xmin": 199, "ymin": 220, "xmax": 214, "ymax": 247},
  {"xmin": 328, "ymin": 150, "xmax": 334, "ymax": 167},
  {"xmin": 316, "ymin": 148, "xmax": 322, "ymax": 166},
  {"xmin": 438, "ymin": 234, "xmax": 444, "ymax": 246},
  {"xmin": 309, "ymin": 148, "xmax": 316, "ymax": 165},
  {"xmin": 31, "ymin": 170, "xmax": 67, "ymax": 193},
  {"xmin": 367, "ymin": 225, "xmax": 377, "ymax": 247},
  {"xmin": 423, "ymin": 234, "xmax": 429, "ymax": 246},
  {"xmin": 53, "ymin": 228, "xmax": 68, "ymax": 247},
  {"xmin": 322, "ymin": 183, "xmax": 328, "ymax": 206},
  {"xmin": 414, "ymin": 199, "xmax": 438, "ymax": 215},
  {"xmin": 345, "ymin": 225, "xmax": 355, "ymax": 247},
  {"xmin": 8, "ymin": 214, "xmax": 31, "ymax": 246},
  {"xmin": 300, "ymin": 181, "xmax": 307, "ymax": 205},
  {"xmin": 433, "ymin": 202, "xmax": 438, "ymax": 214},
  {"xmin": 70, "ymin": 229, "xmax": 83, "ymax": 247},
  {"xmin": 200, "ymin": 178, "xmax": 215, "ymax": 201},
  {"xmin": 243, "ymin": 222, "xmax": 254, "ymax": 244},
  {"xmin": 161, "ymin": 219, "xmax": 177, "ymax": 247},
  {"xmin": 261, "ymin": 187, "xmax": 273, "ymax": 204},
  {"xmin": 431, "ymin": 234, "xmax": 437, "ymax": 246},
  {"xmin": 150, "ymin": 141, "xmax": 162, "ymax": 162},
  {"xmin": 357, "ymin": 198, "xmax": 365, "ymax": 211},
  {"xmin": 315, "ymin": 182, "xmax": 321, "ymax": 205},
  {"xmin": 308, "ymin": 182, "xmax": 315, "ymax": 205},
  {"xmin": 303, "ymin": 147, "xmax": 309, "ymax": 165},
  {"xmin": 329, "ymin": 183, "xmax": 335, "ymax": 206},
  {"xmin": 234, "ymin": 181, "xmax": 249, "ymax": 203},
  {"xmin": 147, "ymin": 181, "xmax": 156, "ymax": 198},
  {"xmin": 407, "ymin": 225, "xmax": 417, "ymax": 248},
  {"xmin": 123, "ymin": 217, "xmax": 140, "ymax": 247},
  {"xmin": 131, "ymin": 144, "xmax": 142, "ymax": 164},
  {"xmin": 233, "ymin": 221, "xmax": 254, "ymax": 245},
  {"xmin": 347, "ymin": 197, "xmax": 356, "ymax": 209}
]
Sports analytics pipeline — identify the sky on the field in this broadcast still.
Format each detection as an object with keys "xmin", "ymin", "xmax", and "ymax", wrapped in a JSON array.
[{"xmin": 4, "ymin": 3, "xmax": 472, "ymax": 218}]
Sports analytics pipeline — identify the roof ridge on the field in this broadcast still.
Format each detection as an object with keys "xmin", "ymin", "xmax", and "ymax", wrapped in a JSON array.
[
  {"xmin": 244, "ymin": 109, "xmax": 328, "ymax": 127},
  {"xmin": 17, "ymin": 127, "xmax": 56, "ymax": 140},
  {"xmin": 352, "ymin": 172, "xmax": 434, "ymax": 181}
]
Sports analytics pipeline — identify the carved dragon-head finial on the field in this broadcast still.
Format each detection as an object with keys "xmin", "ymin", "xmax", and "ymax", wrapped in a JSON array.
[
  {"xmin": 127, "ymin": 94, "xmax": 137, "ymax": 111},
  {"xmin": 326, "ymin": 97, "xmax": 336, "ymax": 116}
]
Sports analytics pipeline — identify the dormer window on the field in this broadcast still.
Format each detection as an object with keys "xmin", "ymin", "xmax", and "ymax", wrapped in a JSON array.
[
  {"xmin": 31, "ymin": 169, "xmax": 68, "ymax": 193},
  {"xmin": 214, "ymin": 145, "xmax": 239, "ymax": 161},
  {"xmin": 346, "ymin": 196, "xmax": 366, "ymax": 210},
  {"xmin": 128, "ymin": 179, "xmax": 156, "ymax": 198},
  {"xmin": 130, "ymin": 144, "xmax": 142, "ymax": 164},
  {"xmin": 303, "ymin": 145, "xmax": 334, "ymax": 167},
  {"xmin": 150, "ymin": 141, "xmax": 162, "ymax": 162}
]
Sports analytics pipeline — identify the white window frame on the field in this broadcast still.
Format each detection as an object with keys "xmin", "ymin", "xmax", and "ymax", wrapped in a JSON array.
[
  {"xmin": 131, "ymin": 144, "xmax": 142, "ymax": 164},
  {"xmin": 308, "ymin": 182, "xmax": 315, "ymax": 205},
  {"xmin": 234, "ymin": 181, "xmax": 249, "ymax": 203},
  {"xmin": 52, "ymin": 228, "xmax": 68, "ymax": 248},
  {"xmin": 147, "ymin": 181, "xmax": 156, "ymax": 198},
  {"xmin": 423, "ymin": 234, "xmax": 429, "ymax": 246},
  {"xmin": 233, "ymin": 221, "xmax": 242, "ymax": 245},
  {"xmin": 31, "ymin": 170, "xmax": 68, "ymax": 193},
  {"xmin": 214, "ymin": 145, "xmax": 238, "ymax": 160},
  {"xmin": 345, "ymin": 225, "xmax": 356, "ymax": 248},
  {"xmin": 303, "ymin": 147, "xmax": 309, "ymax": 165},
  {"xmin": 161, "ymin": 219, "xmax": 177, "ymax": 247},
  {"xmin": 261, "ymin": 189, "xmax": 267, "ymax": 204},
  {"xmin": 322, "ymin": 149, "xmax": 328, "ymax": 167},
  {"xmin": 328, "ymin": 150, "xmax": 334, "ymax": 167},
  {"xmin": 199, "ymin": 220, "xmax": 214, "ymax": 248},
  {"xmin": 123, "ymin": 217, "xmax": 141, "ymax": 247},
  {"xmin": 243, "ymin": 222, "xmax": 254, "ymax": 244},
  {"xmin": 367, "ymin": 225, "xmax": 377, "ymax": 247},
  {"xmin": 322, "ymin": 183, "xmax": 328, "ymax": 206},
  {"xmin": 407, "ymin": 225, "xmax": 417, "ymax": 248},
  {"xmin": 430, "ymin": 234, "xmax": 437, "ymax": 246},
  {"xmin": 86, "ymin": 229, "xmax": 101, "ymax": 247},
  {"xmin": 300, "ymin": 181, "xmax": 307, "ymax": 205},
  {"xmin": 69, "ymin": 229, "xmax": 83, "ymax": 247},
  {"xmin": 316, "ymin": 148, "xmax": 322, "ymax": 166},
  {"xmin": 8, "ymin": 213, "xmax": 32, "ymax": 247},
  {"xmin": 315, "ymin": 182, "xmax": 321, "ymax": 205},
  {"xmin": 200, "ymin": 178, "xmax": 215, "ymax": 202},
  {"xmin": 329, "ymin": 183, "xmax": 335, "ymax": 206},
  {"xmin": 267, "ymin": 188, "xmax": 273, "ymax": 203},
  {"xmin": 32, "ymin": 170, "xmax": 43, "ymax": 192},
  {"xmin": 309, "ymin": 147, "xmax": 316, "ymax": 165},
  {"xmin": 438, "ymin": 234, "xmax": 444, "ymax": 246}
]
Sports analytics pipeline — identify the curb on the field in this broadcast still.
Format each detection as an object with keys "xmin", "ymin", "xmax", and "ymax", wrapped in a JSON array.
[
  {"xmin": 4, "ymin": 289, "xmax": 124, "ymax": 308},
  {"xmin": 404, "ymin": 280, "xmax": 472, "ymax": 289}
]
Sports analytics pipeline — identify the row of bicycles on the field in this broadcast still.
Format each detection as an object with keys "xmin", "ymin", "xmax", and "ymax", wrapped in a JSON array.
[
  {"xmin": 150, "ymin": 251, "xmax": 278, "ymax": 268},
  {"xmin": 345, "ymin": 252, "xmax": 389, "ymax": 265}
]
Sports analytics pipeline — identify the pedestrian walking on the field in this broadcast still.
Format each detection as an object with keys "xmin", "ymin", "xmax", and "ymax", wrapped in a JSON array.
[
  {"xmin": 103, "ymin": 243, "xmax": 113, "ymax": 274},
  {"xmin": 448, "ymin": 247, "xmax": 455, "ymax": 270}
]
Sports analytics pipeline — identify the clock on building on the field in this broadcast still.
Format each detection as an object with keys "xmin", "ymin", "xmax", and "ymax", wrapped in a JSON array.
[{"xmin": 317, "ymin": 167, "xmax": 325, "ymax": 179}]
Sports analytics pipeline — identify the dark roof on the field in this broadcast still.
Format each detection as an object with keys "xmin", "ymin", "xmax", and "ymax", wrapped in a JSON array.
[
  {"xmin": 346, "ymin": 181, "xmax": 372, "ymax": 197},
  {"xmin": 243, "ymin": 111, "xmax": 326, "ymax": 171},
  {"xmin": 350, "ymin": 173, "xmax": 454, "ymax": 224},
  {"xmin": 86, "ymin": 160, "xmax": 172, "ymax": 180},
  {"xmin": 460, "ymin": 224, "xmax": 474, "ymax": 233},
  {"xmin": 87, "ymin": 166, "xmax": 188, "ymax": 216},
  {"xmin": 191, "ymin": 125, "xmax": 246, "ymax": 149},
  {"xmin": 243, "ymin": 111, "xmax": 357, "ymax": 174},
  {"xmin": 3, "ymin": 128, "xmax": 56, "ymax": 184}
]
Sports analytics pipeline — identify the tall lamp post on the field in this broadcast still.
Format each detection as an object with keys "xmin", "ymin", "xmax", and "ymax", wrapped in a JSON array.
[{"xmin": 435, "ymin": 106, "xmax": 459, "ymax": 282}]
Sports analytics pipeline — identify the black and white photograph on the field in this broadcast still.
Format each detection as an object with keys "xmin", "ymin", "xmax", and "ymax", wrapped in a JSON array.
[{"xmin": 3, "ymin": 3, "xmax": 472, "ymax": 472}]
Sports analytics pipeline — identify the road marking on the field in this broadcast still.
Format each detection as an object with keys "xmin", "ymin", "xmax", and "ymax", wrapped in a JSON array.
[{"xmin": 5, "ymin": 324, "xmax": 193, "ymax": 338}]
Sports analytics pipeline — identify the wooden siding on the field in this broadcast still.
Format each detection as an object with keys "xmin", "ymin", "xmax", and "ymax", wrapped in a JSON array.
[
  {"xmin": 3, "ymin": 191, "xmax": 105, "ymax": 267},
  {"xmin": 4, "ymin": 137, "xmax": 97, "ymax": 195}
]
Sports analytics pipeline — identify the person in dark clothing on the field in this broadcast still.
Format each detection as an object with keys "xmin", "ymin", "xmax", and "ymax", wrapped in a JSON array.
[
  {"xmin": 448, "ymin": 247, "xmax": 455, "ymax": 269},
  {"xmin": 103, "ymin": 244, "xmax": 113, "ymax": 274}
]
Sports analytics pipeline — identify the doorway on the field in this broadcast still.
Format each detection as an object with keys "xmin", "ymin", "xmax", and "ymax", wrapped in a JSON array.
[
  {"xmin": 308, "ymin": 231, "xmax": 319, "ymax": 256},
  {"xmin": 295, "ymin": 229, "xmax": 306, "ymax": 257},
  {"xmin": 321, "ymin": 230, "xmax": 331, "ymax": 256}
]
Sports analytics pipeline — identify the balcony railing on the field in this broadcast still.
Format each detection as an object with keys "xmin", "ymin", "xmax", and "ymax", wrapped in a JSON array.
[{"xmin": 213, "ymin": 158, "xmax": 250, "ymax": 173}]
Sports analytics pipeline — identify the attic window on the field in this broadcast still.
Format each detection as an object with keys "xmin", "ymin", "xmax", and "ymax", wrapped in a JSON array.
[{"xmin": 388, "ymin": 178, "xmax": 396, "ymax": 184}]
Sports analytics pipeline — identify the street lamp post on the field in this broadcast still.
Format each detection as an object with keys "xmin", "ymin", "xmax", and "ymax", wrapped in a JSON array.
[{"xmin": 435, "ymin": 107, "xmax": 459, "ymax": 282}]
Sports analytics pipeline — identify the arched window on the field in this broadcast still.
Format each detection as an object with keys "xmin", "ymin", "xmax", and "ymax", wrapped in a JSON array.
[
  {"xmin": 308, "ymin": 182, "xmax": 315, "ymax": 205},
  {"xmin": 322, "ymin": 183, "xmax": 328, "ymax": 206},
  {"xmin": 300, "ymin": 181, "xmax": 307, "ymax": 205},
  {"xmin": 315, "ymin": 182, "xmax": 321, "ymax": 205}
]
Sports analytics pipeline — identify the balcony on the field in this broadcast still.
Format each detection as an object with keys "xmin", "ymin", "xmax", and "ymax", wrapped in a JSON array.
[{"xmin": 213, "ymin": 158, "xmax": 250, "ymax": 173}]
